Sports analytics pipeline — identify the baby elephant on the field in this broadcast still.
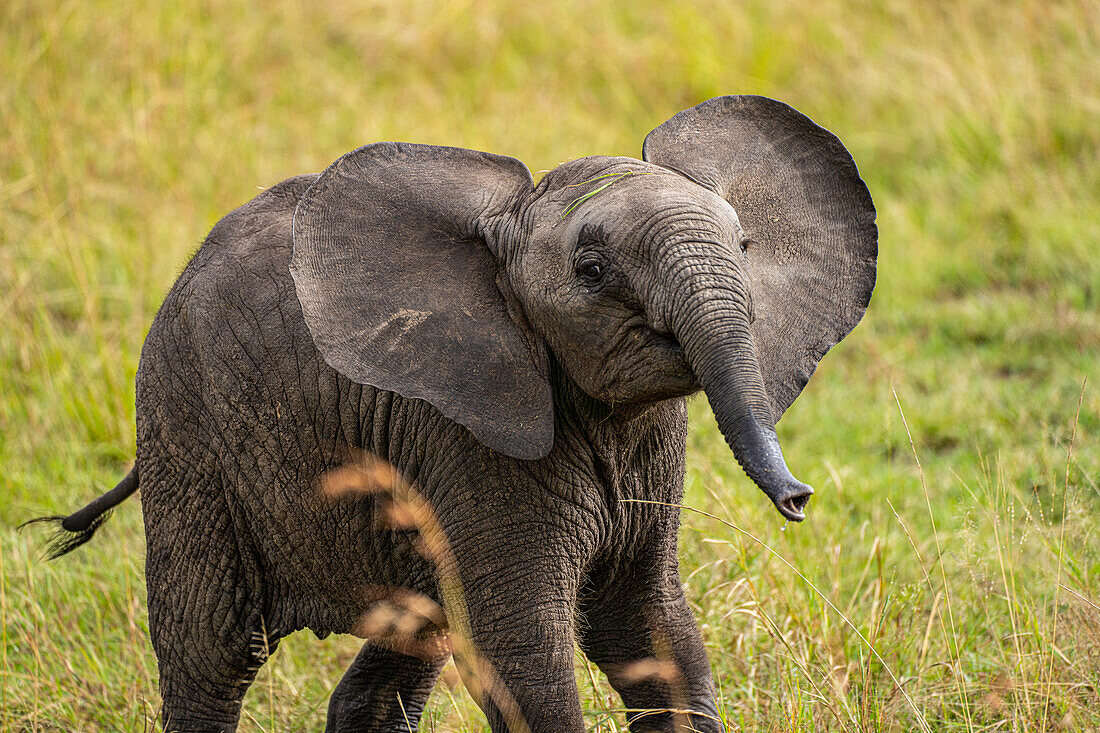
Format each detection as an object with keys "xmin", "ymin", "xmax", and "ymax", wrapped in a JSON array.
[{"xmin": 34, "ymin": 95, "xmax": 876, "ymax": 732}]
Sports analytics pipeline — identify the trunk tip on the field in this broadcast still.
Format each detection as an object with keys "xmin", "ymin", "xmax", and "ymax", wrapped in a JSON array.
[
  {"xmin": 729, "ymin": 426, "xmax": 815, "ymax": 522},
  {"xmin": 773, "ymin": 481, "xmax": 813, "ymax": 522}
]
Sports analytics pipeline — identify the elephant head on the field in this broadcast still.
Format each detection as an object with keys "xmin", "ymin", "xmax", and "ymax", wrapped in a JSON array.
[{"xmin": 290, "ymin": 95, "xmax": 877, "ymax": 521}]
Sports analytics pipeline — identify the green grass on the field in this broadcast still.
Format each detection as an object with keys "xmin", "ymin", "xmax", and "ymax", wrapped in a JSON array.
[{"xmin": 2, "ymin": 0, "xmax": 1098, "ymax": 729}]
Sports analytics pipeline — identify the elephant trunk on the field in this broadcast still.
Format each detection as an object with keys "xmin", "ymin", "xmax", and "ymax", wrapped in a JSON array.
[{"xmin": 664, "ymin": 249, "xmax": 814, "ymax": 521}]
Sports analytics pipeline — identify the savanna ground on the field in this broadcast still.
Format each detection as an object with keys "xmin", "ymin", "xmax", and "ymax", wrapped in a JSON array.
[{"xmin": 2, "ymin": 0, "xmax": 1098, "ymax": 730}]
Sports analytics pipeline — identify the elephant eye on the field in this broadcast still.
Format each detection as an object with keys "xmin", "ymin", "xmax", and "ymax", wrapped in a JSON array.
[
  {"xmin": 740, "ymin": 236, "xmax": 755, "ymax": 254},
  {"xmin": 576, "ymin": 259, "xmax": 604, "ymax": 286}
]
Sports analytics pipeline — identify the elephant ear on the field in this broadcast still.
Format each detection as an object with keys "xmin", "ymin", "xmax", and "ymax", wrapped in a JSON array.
[
  {"xmin": 643, "ymin": 95, "xmax": 878, "ymax": 420},
  {"xmin": 291, "ymin": 142, "xmax": 553, "ymax": 460}
]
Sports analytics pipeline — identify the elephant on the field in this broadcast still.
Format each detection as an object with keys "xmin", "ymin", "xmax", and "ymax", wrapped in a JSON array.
[{"xmin": 29, "ymin": 95, "xmax": 877, "ymax": 732}]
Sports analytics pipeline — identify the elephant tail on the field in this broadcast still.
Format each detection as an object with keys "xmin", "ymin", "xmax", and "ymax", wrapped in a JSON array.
[{"xmin": 19, "ymin": 468, "xmax": 139, "ymax": 560}]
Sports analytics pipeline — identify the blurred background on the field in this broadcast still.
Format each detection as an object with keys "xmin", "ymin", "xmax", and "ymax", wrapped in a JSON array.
[{"xmin": 1, "ymin": 0, "xmax": 1097, "ymax": 730}]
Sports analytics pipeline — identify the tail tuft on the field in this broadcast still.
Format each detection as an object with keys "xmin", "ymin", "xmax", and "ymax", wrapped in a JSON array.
[
  {"xmin": 19, "ymin": 468, "xmax": 138, "ymax": 560},
  {"xmin": 19, "ymin": 511, "xmax": 115, "ymax": 560}
]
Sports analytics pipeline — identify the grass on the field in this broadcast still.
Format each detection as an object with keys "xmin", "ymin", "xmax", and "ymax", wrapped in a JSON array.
[{"xmin": 1, "ymin": 0, "xmax": 1097, "ymax": 729}]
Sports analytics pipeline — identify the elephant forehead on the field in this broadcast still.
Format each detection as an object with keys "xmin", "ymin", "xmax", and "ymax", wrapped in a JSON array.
[
  {"xmin": 598, "ymin": 180, "xmax": 744, "ymax": 253},
  {"xmin": 546, "ymin": 154, "xmax": 655, "ymax": 183},
  {"xmin": 542, "ymin": 156, "xmax": 667, "ymax": 208},
  {"xmin": 647, "ymin": 182, "xmax": 742, "ymax": 230},
  {"xmin": 553, "ymin": 170, "xmax": 740, "ymax": 231}
]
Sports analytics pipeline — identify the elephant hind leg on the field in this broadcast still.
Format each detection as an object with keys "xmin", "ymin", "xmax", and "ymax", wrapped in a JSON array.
[
  {"xmin": 326, "ymin": 641, "xmax": 448, "ymax": 733},
  {"xmin": 144, "ymin": 484, "xmax": 277, "ymax": 731},
  {"xmin": 149, "ymin": 557, "xmax": 279, "ymax": 732},
  {"xmin": 155, "ymin": 627, "xmax": 277, "ymax": 733}
]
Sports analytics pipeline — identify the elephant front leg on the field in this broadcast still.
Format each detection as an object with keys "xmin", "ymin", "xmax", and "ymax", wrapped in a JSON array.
[
  {"xmin": 578, "ymin": 565, "xmax": 724, "ymax": 732},
  {"xmin": 449, "ymin": 531, "xmax": 587, "ymax": 733}
]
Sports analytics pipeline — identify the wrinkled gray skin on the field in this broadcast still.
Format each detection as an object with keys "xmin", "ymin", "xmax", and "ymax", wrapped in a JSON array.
[{"xmin": 42, "ymin": 96, "xmax": 877, "ymax": 732}]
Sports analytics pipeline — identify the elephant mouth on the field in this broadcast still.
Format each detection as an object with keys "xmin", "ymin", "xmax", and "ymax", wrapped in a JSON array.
[{"xmin": 645, "ymin": 327, "xmax": 685, "ymax": 356}]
